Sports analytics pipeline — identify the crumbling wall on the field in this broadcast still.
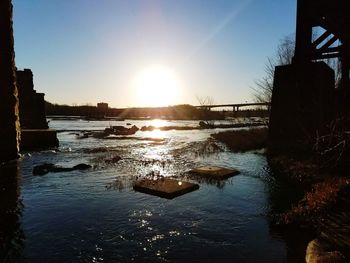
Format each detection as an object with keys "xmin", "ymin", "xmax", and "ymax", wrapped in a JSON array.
[{"xmin": 16, "ymin": 69, "xmax": 48, "ymax": 129}]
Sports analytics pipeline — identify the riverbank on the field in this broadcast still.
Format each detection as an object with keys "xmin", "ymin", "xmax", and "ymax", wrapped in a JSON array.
[
  {"xmin": 211, "ymin": 127, "xmax": 350, "ymax": 261},
  {"xmin": 269, "ymin": 155, "xmax": 350, "ymax": 261}
]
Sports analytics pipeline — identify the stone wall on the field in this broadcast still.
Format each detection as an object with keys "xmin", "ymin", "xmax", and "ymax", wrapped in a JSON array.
[{"xmin": 0, "ymin": 0, "xmax": 21, "ymax": 162}]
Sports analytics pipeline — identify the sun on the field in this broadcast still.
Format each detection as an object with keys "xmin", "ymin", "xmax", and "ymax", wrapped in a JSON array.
[{"xmin": 133, "ymin": 66, "xmax": 181, "ymax": 107}]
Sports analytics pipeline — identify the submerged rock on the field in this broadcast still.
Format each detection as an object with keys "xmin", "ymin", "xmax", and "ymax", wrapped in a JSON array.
[
  {"xmin": 33, "ymin": 163, "xmax": 92, "ymax": 175},
  {"xmin": 105, "ymin": 155, "xmax": 122, "ymax": 164},
  {"xmin": 199, "ymin": 121, "xmax": 214, "ymax": 128},
  {"xmin": 105, "ymin": 125, "xmax": 139, "ymax": 135},
  {"xmin": 83, "ymin": 147, "xmax": 110, "ymax": 154},
  {"xmin": 72, "ymin": 163, "xmax": 91, "ymax": 170},
  {"xmin": 92, "ymin": 125, "xmax": 139, "ymax": 138},
  {"xmin": 33, "ymin": 163, "xmax": 55, "ymax": 175},
  {"xmin": 76, "ymin": 132, "xmax": 90, "ymax": 139}
]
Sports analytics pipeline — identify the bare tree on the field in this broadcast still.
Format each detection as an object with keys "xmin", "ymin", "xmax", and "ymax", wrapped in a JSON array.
[
  {"xmin": 196, "ymin": 95, "xmax": 216, "ymax": 127},
  {"xmin": 196, "ymin": 95, "xmax": 215, "ymax": 107},
  {"xmin": 252, "ymin": 35, "xmax": 294, "ymax": 103},
  {"xmin": 252, "ymin": 33, "xmax": 342, "ymax": 104}
]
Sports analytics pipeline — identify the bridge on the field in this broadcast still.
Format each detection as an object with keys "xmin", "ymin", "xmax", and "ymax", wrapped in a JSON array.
[{"xmin": 195, "ymin": 102, "xmax": 270, "ymax": 112}]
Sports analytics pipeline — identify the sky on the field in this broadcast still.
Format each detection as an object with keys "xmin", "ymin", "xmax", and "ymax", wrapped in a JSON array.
[{"xmin": 13, "ymin": 0, "xmax": 296, "ymax": 108}]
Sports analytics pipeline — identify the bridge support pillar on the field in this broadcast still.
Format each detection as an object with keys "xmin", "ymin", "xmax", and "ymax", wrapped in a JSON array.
[
  {"xmin": 0, "ymin": 0, "xmax": 21, "ymax": 162},
  {"xmin": 269, "ymin": 62, "xmax": 335, "ymax": 153}
]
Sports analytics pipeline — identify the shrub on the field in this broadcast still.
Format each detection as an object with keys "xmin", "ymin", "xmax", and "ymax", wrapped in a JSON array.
[{"xmin": 211, "ymin": 128, "xmax": 268, "ymax": 152}]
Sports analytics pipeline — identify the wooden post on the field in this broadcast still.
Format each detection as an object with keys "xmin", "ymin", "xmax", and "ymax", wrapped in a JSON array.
[{"xmin": 0, "ymin": 0, "xmax": 21, "ymax": 162}]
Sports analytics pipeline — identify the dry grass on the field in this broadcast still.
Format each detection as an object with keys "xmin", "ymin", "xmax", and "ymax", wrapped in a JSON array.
[
  {"xmin": 211, "ymin": 128, "xmax": 268, "ymax": 152},
  {"xmin": 268, "ymin": 155, "xmax": 321, "ymax": 184},
  {"xmin": 278, "ymin": 177, "xmax": 350, "ymax": 226}
]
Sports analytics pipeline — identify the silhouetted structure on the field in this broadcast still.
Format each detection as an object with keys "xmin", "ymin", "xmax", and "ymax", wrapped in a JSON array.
[
  {"xmin": 294, "ymin": 0, "xmax": 350, "ymax": 79},
  {"xmin": 0, "ymin": 163, "xmax": 23, "ymax": 261},
  {"xmin": 269, "ymin": 0, "xmax": 350, "ymax": 152},
  {"xmin": 97, "ymin": 102, "xmax": 108, "ymax": 110},
  {"xmin": 16, "ymin": 69, "xmax": 48, "ymax": 129},
  {"xmin": 0, "ymin": 0, "xmax": 21, "ymax": 162},
  {"xmin": 96, "ymin": 102, "xmax": 109, "ymax": 117},
  {"xmin": 45, "ymin": 103, "xmax": 228, "ymax": 120}
]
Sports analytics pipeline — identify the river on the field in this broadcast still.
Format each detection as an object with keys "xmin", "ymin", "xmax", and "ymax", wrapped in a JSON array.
[{"xmin": 0, "ymin": 119, "xmax": 306, "ymax": 262}]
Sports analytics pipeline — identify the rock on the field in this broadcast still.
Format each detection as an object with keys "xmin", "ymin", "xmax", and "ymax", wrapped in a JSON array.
[
  {"xmin": 104, "ymin": 125, "xmax": 139, "ymax": 135},
  {"xmin": 141, "ymin": 125, "xmax": 155, "ymax": 131},
  {"xmin": 33, "ymin": 163, "xmax": 91, "ymax": 175},
  {"xmin": 73, "ymin": 163, "xmax": 92, "ymax": 170},
  {"xmin": 33, "ymin": 163, "xmax": 55, "ymax": 175},
  {"xmin": 76, "ymin": 132, "xmax": 89, "ymax": 139},
  {"xmin": 199, "ymin": 121, "xmax": 213, "ymax": 128},
  {"xmin": 306, "ymin": 239, "xmax": 345, "ymax": 263},
  {"xmin": 105, "ymin": 155, "xmax": 121, "ymax": 164},
  {"xmin": 133, "ymin": 178, "xmax": 199, "ymax": 199},
  {"xmin": 83, "ymin": 147, "xmax": 109, "ymax": 153}
]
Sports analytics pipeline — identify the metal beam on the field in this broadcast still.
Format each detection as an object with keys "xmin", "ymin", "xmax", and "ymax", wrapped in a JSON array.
[
  {"xmin": 312, "ymin": 30, "xmax": 333, "ymax": 48},
  {"xmin": 318, "ymin": 35, "xmax": 339, "ymax": 52}
]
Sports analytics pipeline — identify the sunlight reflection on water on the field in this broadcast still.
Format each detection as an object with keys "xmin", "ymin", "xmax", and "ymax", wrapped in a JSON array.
[
  {"xmin": 150, "ymin": 119, "xmax": 168, "ymax": 128},
  {"xmin": 9, "ymin": 119, "xmax": 298, "ymax": 262},
  {"xmin": 143, "ymin": 129, "xmax": 167, "ymax": 140}
]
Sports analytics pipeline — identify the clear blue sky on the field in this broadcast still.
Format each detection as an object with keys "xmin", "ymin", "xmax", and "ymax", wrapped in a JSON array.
[{"xmin": 13, "ymin": 0, "xmax": 296, "ymax": 108}]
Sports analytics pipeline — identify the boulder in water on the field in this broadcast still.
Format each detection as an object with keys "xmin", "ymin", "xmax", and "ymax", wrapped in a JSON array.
[{"xmin": 33, "ymin": 163, "xmax": 92, "ymax": 176}]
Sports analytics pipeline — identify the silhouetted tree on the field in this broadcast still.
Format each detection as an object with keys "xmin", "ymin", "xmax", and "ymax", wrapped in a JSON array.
[
  {"xmin": 252, "ymin": 34, "xmax": 341, "ymax": 103},
  {"xmin": 196, "ymin": 96, "xmax": 217, "ymax": 126},
  {"xmin": 252, "ymin": 35, "xmax": 294, "ymax": 103}
]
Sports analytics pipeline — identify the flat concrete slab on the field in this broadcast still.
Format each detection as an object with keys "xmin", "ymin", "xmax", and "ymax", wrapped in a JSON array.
[
  {"xmin": 133, "ymin": 178, "xmax": 199, "ymax": 199},
  {"xmin": 21, "ymin": 129, "xmax": 59, "ymax": 150},
  {"xmin": 190, "ymin": 166, "xmax": 239, "ymax": 179}
]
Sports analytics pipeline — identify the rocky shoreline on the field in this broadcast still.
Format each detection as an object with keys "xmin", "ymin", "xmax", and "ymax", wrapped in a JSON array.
[{"xmin": 268, "ymin": 156, "xmax": 350, "ymax": 262}]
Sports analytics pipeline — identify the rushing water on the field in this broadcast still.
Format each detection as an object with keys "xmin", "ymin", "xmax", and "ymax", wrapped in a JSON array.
[{"xmin": 0, "ymin": 119, "xmax": 305, "ymax": 262}]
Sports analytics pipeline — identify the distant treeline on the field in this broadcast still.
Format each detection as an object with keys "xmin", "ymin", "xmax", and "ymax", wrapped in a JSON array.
[{"xmin": 45, "ymin": 102, "xmax": 269, "ymax": 120}]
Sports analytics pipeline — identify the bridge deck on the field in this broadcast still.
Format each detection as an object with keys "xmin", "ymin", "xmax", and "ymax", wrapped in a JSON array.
[{"xmin": 195, "ymin": 102, "xmax": 270, "ymax": 109}]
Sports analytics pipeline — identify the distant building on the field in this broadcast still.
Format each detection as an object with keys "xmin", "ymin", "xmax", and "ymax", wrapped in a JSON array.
[
  {"xmin": 97, "ymin": 102, "xmax": 108, "ymax": 116},
  {"xmin": 97, "ymin": 102, "xmax": 108, "ymax": 110},
  {"xmin": 16, "ymin": 68, "xmax": 48, "ymax": 129}
]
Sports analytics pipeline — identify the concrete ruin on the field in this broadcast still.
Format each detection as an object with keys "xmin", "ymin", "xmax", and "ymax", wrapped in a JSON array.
[
  {"xmin": 0, "ymin": 0, "xmax": 21, "ymax": 162},
  {"xmin": 133, "ymin": 178, "xmax": 199, "ymax": 199},
  {"xmin": 16, "ymin": 69, "xmax": 48, "ymax": 129},
  {"xmin": 190, "ymin": 166, "xmax": 239, "ymax": 180},
  {"xmin": 15, "ymin": 69, "xmax": 58, "ymax": 150}
]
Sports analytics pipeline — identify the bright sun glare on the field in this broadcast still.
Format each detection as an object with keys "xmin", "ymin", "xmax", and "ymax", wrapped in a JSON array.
[{"xmin": 133, "ymin": 66, "xmax": 180, "ymax": 107}]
